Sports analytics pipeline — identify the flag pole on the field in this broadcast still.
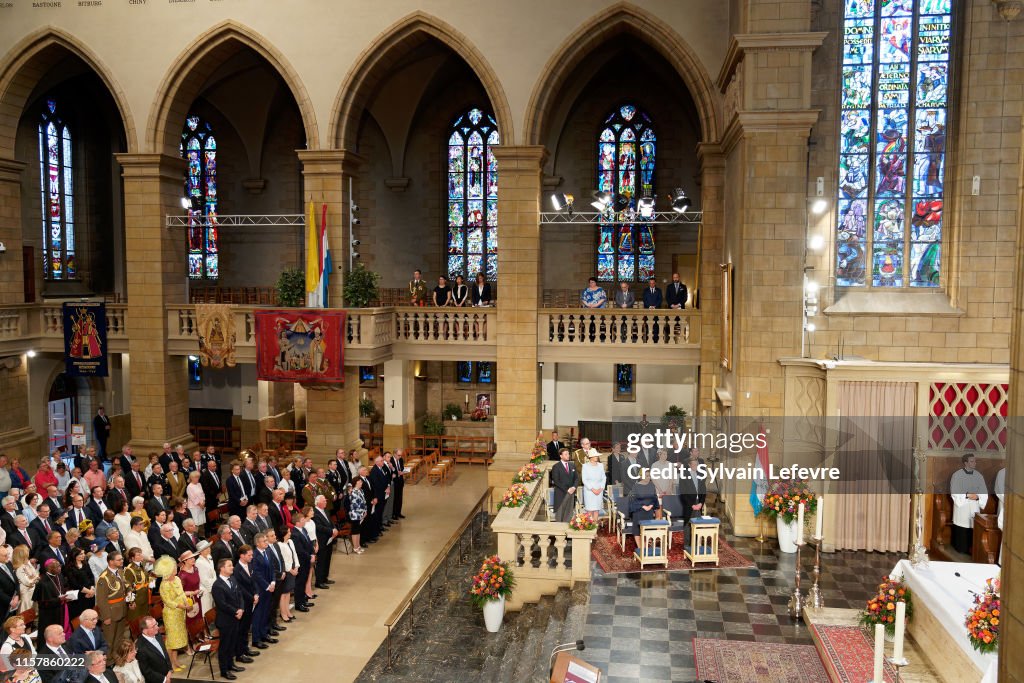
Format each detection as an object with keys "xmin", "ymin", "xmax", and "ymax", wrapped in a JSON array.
[{"xmin": 756, "ymin": 513, "xmax": 766, "ymax": 543}]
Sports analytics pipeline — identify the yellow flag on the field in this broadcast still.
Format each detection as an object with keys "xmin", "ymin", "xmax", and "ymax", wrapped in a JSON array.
[{"xmin": 305, "ymin": 201, "xmax": 319, "ymax": 303}]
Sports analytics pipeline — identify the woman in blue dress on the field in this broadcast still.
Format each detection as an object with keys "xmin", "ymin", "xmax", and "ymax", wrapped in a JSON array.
[{"xmin": 580, "ymin": 278, "xmax": 607, "ymax": 308}]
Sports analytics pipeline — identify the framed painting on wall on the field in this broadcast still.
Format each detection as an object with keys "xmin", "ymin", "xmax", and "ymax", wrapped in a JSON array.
[
  {"xmin": 456, "ymin": 361, "xmax": 474, "ymax": 384},
  {"xmin": 614, "ymin": 364, "xmax": 636, "ymax": 402},
  {"xmin": 359, "ymin": 366, "xmax": 377, "ymax": 387}
]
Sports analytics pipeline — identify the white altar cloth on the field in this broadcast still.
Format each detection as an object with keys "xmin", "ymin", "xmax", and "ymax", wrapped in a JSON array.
[{"xmin": 890, "ymin": 559, "xmax": 998, "ymax": 683}]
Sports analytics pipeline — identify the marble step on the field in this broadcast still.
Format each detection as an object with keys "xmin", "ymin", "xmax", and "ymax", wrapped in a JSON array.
[
  {"xmin": 530, "ymin": 588, "xmax": 573, "ymax": 683},
  {"xmin": 511, "ymin": 594, "xmax": 556, "ymax": 681},
  {"xmin": 496, "ymin": 602, "xmax": 538, "ymax": 683}
]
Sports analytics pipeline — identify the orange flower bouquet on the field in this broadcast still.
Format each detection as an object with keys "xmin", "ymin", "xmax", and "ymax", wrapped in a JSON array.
[
  {"xmin": 530, "ymin": 434, "xmax": 547, "ymax": 464},
  {"xmin": 860, "ymin": 576, "xmax": 913, "ymax": 636},
  {"xmin": 965, "ymin": 578, "xmax": 1000, "ymax": 654},
  {"xmin": 469, "ymin": 555, "xmax": 515, "ymax": 608},
  {"xmin": 497, "ymin": 483, "xmax": 531, "ymax": 509},
  {"xmin": 568, "ymin": 512, "xmax": 597, "ymax": 531},
  {"xmin": 759, "ymin": 479, "xmax": 817, "ymax": 524},
  {"xmin": 513, "ymin": 463, "xmax": 542, "ymax": 484}
]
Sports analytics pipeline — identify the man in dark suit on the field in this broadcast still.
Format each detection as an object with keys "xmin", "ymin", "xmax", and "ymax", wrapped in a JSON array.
[
  {"xmin": 117, "ymin": 446, "xmax": 136, "ymax": 481},
  {"xmin": 144, "ymin": 484, "xmax": 169, "ymax": 520},
  {"xmin": 80, "ymin": 650, "xmax": 118, "ymax": 683},
  {"xmin": 92, "ymin": 406, "xmax": 111, "ymax": 461},
  {"xmin": 0, "ymin": 544, "xmax": 19, "ymax": 619},
  {"xmin": 391, "ymin": 450, "xmax": 406, "ymax": 520},
  {"xmin": 29, "ymin": 505, "xmax": 56, "ymax": 550},
  {"xmin": 642, "ymin": 277, "xmax": 663, "ymax": 308},
  {"xmin": 178, "ymin": 519, "xmax": 199, "ymax": 555},
  {"xmin": 157, "ymin": 443, "xmax": 178, "ymax": 474},
  {"xmin": 368, "ymin": 457, "xmax": 390, "ymax": 536},
  {"xmin": 666, "ymin": 272, "xmax": 687, "ymax": 309},
  {"xmin": 232, "ymin": 545, "xmax": 259, "ymax": 659},
  {"xmin": 550, "ymin": 449, "xmax": 578, "ymax": 523},
  {"xmin": 291, "ymin": 522, "xmax": 314, "ymax": 612},
  {"xmin": 312, "ymin": 496, "xmax": 338, "ymax": 588},
  {"xmin": 136, "ymin": 616, "xmax": 173, "ymax": 683},
  {"xmin": 123, "ymin": 461, "xmax": 145, "ymax": 501},
  {"xmin": 65, "ymin": 494, "xmax": 88, "ymax": 533},
  {"xmin": 39, "ymin": 486, "xmax": 64, "ymax": 517},
  {"xmin": 212, "ymin": 526, "xmax": 236, "ymax": 566},
  {"xmin": 0, "ymin": 497, "xmax": 18, "ymax": 539},
  {"xmin": 151, "ymin": 523, "xmax": 178, "ymax": 561},
  {"xmin": 546, "ymin": 431, "xmax": 564, "ymax": 461},
  {"xmin": 212, "ymin": 559, "xmax": 245, "ymax": 680},
  {"xmin": 9, "ymin": 516, "xmax": 33, "ymax": 553},
  {"xmin": 241, "ymin": 507, "xmax": 261, "ymax": 545},
  {"xmin": 85, "ymin": 487, "xmax": 109, "ymax": 526},
  {"xmin": 268, "ymin": 489, "xmax": 286, "ymax": 536},
  {"xmin": 37, "ymin": 531, "xmax": 67, "ymax": 567},
  {"xmin": 104, "ymin": 476, "xmax": 129, "ymax": 513},
  {"xmin": 226, "ymin": 463, "xmax": 250, "ymax": 518},
  {"xmin": 679, "ymin": 453, "xmax": 708, "ymax": 541},
  {"xmin": 37, "ymin": 624, "xmax": 79, "ymax": 683},
  {"xmin": 67, "ymin": 609, "xmax": 108, "ymax": 654},
  {"xmin": 250, "ymin": 536, "xmax": 275, "ymax": 649},
  {"xmin": 200, "ymin": 460, "xmax": 222, "ymax": 508}
]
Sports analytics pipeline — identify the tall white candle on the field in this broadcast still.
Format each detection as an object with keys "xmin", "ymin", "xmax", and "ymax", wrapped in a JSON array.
[
  {"xmin": 797, "ymin": 502, "xmax": 805, "ymax": 545},
  {"xmin": 873, "ymin": 623, "xmax": 885, "ymax": 682},
  {"xmin": 362, "ymin": 392, "xmax": 367, "ymax": 401},
  {"xmin": 893, "ymin": 601, "xmax": 906, "ymax": 662},
  {"xmin": 815, "ymin": 494, "xmax": 824, "ymax": 539}
]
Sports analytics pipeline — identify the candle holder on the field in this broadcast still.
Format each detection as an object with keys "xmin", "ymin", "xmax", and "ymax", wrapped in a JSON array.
[
  {"xmin": 787, "ymin": 541, "xmax": 805, "ymax": 620},
  {"xmin": 755, "ymin": 514, "xmax": 766, "ymax": 543},
  {"xmin": 886, "ymin": 656, "xmax": 909, "ymax": 683},
  {"xmin": 807, "ymin": 537, "xmax": 824, "ymax": 609}
]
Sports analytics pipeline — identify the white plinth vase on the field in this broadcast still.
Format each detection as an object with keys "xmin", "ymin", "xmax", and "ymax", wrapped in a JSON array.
[
  {"xmin": 776, "ymin": 517, "xmax": 799, "ymax": 554},
  {"xmin": 483, "ymin": 596, "xmax": 505, "ymax": 632}
]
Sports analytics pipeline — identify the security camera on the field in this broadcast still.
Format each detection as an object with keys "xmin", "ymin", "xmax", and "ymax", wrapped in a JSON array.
[
  {"xmin": 0, "ymin": 242, "xmax": 6, "ymax": 254},
  {"xmin": 352, "ymin": 252, "xmax": 361, "ymax": 260},
  {"xmin": 351, "ymin": 240, "xmax": 361, "ymax": 246},
  {"xmin": 352, "ymin": 218, "xmax": 361, "ymax": 226},
  {"xmin": 351, "ymin": 204, "xmax": 359, "ymax": 212}
]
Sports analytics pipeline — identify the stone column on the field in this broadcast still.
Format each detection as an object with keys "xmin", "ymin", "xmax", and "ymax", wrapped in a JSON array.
[
  {"xmin": 0, "ymin": 157, "xmax": 27, "ymax": 303},
  {"xmin": 382, "ymin": 359, "xmax": 415, "ymax": 451},
  {"xmin": 297, "ymin": 150, "xmax": 365, "ymax": 462},
  {"xmin": 488, "ymin": 145, "xmax": 546, "ymax": 510},
  {"xmin": 116, "ymin": 154, "xmax": 194, "ymax": 452},
  {"xmin": 696, "ymin": 145, "xmax": 725, "ymax": 415}
]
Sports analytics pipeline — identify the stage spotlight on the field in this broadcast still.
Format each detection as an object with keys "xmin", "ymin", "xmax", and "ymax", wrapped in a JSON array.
[
  {"xmin": 637, "ymin": 196, "xmax": 656, "ymax": 218},
  {"xmin": 670, "ymin": 189, "xmax": 690, "ymax": 213},
  {"xmin": 590, "ymin": 191, "xmax": 612, "ymax": 211},
  {"xmin": 550, "ymin": 193, "xmax": 574, "ymax": 212},
  {"xmin": 180, "ymin": 197, "xmax": 190, "ymax": 210}
]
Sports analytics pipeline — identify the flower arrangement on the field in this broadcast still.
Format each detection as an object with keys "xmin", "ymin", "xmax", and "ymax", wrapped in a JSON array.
[
  {"xmin": 568, "ymin": 512, "xmax": 597, "ymax": 531},
  {"xmin": 965, "ymin": 577, "xmax": 1000, "ymax": 654},
  {"xmin": 513, "ymin": 463, "xmax": 541, "ymax": 484},
  {"xmin": 530, "ymin": 434, "xmax": 547, "ymax": 464},
  {"xmin": 470, "ymin": 407, "xmax": 489, "ymax": 421},
  {"xmin": 759, "ymin": 479, "xmax": 818, "ymax": 523},
  {"xmin": 497, "ymin": 483, "xmax": 531, "ymax": 509},
  {"xmin": 469, "ymin": 555, "xmax": 515, "ymax": 608},
  {"xmin": 860, "ymin": 576, "xmax": 913, "ymax": 635}
]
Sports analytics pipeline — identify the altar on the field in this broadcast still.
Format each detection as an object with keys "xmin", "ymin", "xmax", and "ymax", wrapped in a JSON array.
[{"xmin": 890, "ymin": 560, "xmax": 998, "ymax": 683}]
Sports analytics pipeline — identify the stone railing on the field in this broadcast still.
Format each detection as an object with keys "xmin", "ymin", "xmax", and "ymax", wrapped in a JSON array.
[
  {"xmin": 539, "ymin": 308, "xmax": 699, "ymax": 346},
  {"xmin": 490, "ymin": 462, "xmax": 597, "ymax": 611},
  {"xmin": 392, "ymin": 306, "xmax": 495, "ymax": 344},
  {"xmin": 0, "ymin": 302, "xmax": 129, "ymax": 353}
]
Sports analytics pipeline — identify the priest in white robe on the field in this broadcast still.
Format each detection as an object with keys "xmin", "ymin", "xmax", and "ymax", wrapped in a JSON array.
[
  {"xmin": 949, "ymin": 453, "xmax": 988, "ymax": 555},
  {"xmin": 994, "ymin": 467, "xmax": 1005, "ymax": 563}
]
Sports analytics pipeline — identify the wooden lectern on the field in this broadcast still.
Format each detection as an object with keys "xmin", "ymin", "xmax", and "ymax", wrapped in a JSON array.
[{"xmin": 550, "ymin": 651, "xmax": 602, "ymax": 683}]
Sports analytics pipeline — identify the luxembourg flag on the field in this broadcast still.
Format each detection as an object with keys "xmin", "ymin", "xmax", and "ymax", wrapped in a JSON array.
[
  {"xmin": 317, "ymin": 204, "xmax": 331, "ymax": 308},
  {"xmin": 750, "ymin": 423, "xmax": 769, "ymax": 516},
  {"xmin": 304, "ymin": 201, "xmax": 321, "ymax": 307}
]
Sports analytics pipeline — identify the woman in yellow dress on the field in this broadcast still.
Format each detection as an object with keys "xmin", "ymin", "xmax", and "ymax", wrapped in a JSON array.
[{"xmin": 153, "ymin": 556, "xmax": 188, "ymax": 673}]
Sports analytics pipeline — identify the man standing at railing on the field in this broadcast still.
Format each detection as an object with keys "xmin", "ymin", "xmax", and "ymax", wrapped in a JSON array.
[
  {"xmin": 666, "ymin": 273, "xmax": 687, "ymax": 309},
  {"xmin": 409, "ymin": 269, "xmax": 428, "ymax": 307},
  {"xmin": 642, "ymin": 277, "xmax": 662, "ymax": 309}
]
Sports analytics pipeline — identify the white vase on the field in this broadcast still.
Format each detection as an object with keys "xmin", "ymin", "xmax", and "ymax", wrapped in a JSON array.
[
  {"xmin": 483, "ymin": 595, "xmax": 505, "ymax": 632},
  {"xmin": 776, "ymin": 516, "xmax": 799, "ymax": 554}
]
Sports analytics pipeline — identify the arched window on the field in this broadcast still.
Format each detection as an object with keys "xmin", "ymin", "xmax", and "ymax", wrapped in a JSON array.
[
  {"xmin": 180, "ymin": 115, "xmax": 219, "ymax": 279},
  {"xmin": 596, "ymin": 105, "xmax": 656, "ymax": 282},
  {"xmin": 447, "ymin": 108, "xmax": 499, "ymax": 281},
  {"xmin": 38, "ymin": 99, "xmax": 75, "ymax": 281},
  {"xmin": 836, "ymin": 0, "xmax": 951, "ymax": 288}
]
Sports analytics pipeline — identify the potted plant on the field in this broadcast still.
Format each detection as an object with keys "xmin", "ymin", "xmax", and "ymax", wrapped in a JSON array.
[
  {"xmin": 662, "ymin": 405, "xmax": 688, "ymax": 431},
  {"xmin": 359, "ymin": 398, "xmax": 376, "ymax": 419},
  {"xmin": 469, "ymin": 555, "xmax": 515, "ymax": 633},
  {"xmin": 275, "ymin": 268, "xmax": 305, "ymax": 307},
  {"xmin": 759, "ymin": 480, "xmax": 817, "ymax": 553},
  {"xmin": 421, "ymin": 412, "xmax": 445, "ymax": 449},
  {"xmin": 861, "ymin": 576, "xmax": 913, "ymax": 640},
  {"xmin": 443, "ymin": 403, "xmax": 463, "ymax": 421},
  {"xmin": 342, "ymin": 262, "xmax": 381, "ymax": 308}
]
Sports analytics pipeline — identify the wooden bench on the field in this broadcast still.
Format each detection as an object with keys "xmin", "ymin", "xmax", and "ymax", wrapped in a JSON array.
[{"xmin": 428, "ymin": 462, "xmax": 448, "ymax": 485}]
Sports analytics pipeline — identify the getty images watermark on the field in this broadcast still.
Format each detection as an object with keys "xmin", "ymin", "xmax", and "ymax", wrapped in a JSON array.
[{"xmin": 623, "ymin": 428, "xmax": 841, "ymax": 483}]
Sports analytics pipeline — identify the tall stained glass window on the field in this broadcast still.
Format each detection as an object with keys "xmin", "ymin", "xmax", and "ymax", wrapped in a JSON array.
[
  {"xmin": 180, "ymin": 116, "xmax": 219, "ymax": 279},
  {"xmin": 447, "ymin": 108, "xmax": 499, "ymax": 281},
  {"xmin": 38, "ymin": 99, "xmax": 75, "ymax": 280},
  {"xmin": 836, "ymin": 0, "xmax": 951, "ymax": 288},
  {"xmin": 596, "ymin": 105, "xmax": 656, "ymax": 282}
]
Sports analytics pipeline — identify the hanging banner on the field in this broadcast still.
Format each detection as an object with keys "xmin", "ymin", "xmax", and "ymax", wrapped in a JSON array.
[
  {"xmin": 196, "ymin": 303, "xmax": 237, "ymax": 368},
  {"xmin": 63, "ymin": 302, "xmax": 108, "ymax": 376},
  {"xmin": 255, "ymin": 309, "xmax": 346, "ymax": 383}
]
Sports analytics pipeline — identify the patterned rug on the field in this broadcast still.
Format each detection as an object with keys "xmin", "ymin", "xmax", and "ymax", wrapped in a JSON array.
[
  {"xmin": 590, "ymin": 528, "xmax": 755, "ymax": 574},
  {"xmin": 812, "ymin": 624, "xmax": 897, "ymax": 683},
  {"xmin": 693, "ymin": 638, "xmax": 829, "ymax": 682}
]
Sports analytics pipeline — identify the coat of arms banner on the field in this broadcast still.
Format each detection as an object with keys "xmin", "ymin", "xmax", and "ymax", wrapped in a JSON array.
[
  {"xmin": 255, "ymin": 309, "xmax": 346, "ymax": 383},
  {"xmin": 63, "ymin": 302, "xmax": 108, "ymax": 376},
  {"xmin": 195, "ymin": 304, "xmax": 237, "ymax": 369}
]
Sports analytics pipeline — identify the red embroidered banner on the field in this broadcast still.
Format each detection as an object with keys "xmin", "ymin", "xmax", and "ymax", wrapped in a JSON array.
[{"xmin": 255, "ymin": 309, "xmax": 346, "ymax": 383}]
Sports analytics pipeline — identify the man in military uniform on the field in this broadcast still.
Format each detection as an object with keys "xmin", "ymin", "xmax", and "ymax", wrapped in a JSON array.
[
  {"xmin": 409, "ymin": 269, "xmax": 428, "ymax": 306},
  {"xmin": 573, "ymin": 437, "xmax": 599, "ymax": 470},
  {"xmin": 123, "ymin": 548, "xmax": 150, "ymax": 623},
  {"xmin": 95, "ymin": 551, "xmax": 130, "ymax": 648}
]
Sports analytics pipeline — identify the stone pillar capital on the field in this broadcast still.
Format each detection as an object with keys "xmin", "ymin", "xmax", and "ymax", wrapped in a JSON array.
[
  {"xmin": 297, "ymin": 149, "xmax": 367, "ymax": 177},
  {"xmin": 490, "ymin": 145, "xmax": 549, "ymax": 168},
  {"xmin": 114, "ymin": 153, "xmax": 187, "ymax": 180},
  {"xmin": 0, "ymin": 157, "xmax": 26, "ymax": 183}
]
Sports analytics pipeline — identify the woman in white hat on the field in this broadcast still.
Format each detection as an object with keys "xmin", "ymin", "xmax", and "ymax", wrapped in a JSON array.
[
  {"xmin": 194, "ymin": 540, "xmax": 216, "ymax": 616},
  {"xmin": 581, "ymin": 451, "xmax": 607, "ymax": 524}
]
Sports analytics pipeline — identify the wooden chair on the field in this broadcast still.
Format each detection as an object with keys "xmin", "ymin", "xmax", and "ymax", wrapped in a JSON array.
[
  {"xmin": 128, "ymin": 617, "xmax": 142, "ymax": 640},
  {"xmin": 635, "ymin": 520, "xmax": 669, "ymax": 569},
  {"xmin": 684, "ymin": 517, "xmax": 721, "ymax": 568},
  {"xmin": 18, "ymin": 608, "xmax": 36, "ymax": 630},
  {"xmin": 187, "ymin": 609, "xmax": 219, "ymax": 679},
  {"xmin": 428, "ymin": 464, "xmax": 446, "ymax": 485}
]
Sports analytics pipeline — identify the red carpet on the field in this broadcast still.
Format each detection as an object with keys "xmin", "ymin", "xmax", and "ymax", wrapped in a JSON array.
[
  {"xmin": 693, "ymin": 638, "xmax": 829, "ymax": 682},
  {"xmin": 590, "ymin": 527, "xmax": 754, "ymax": 574},
  {"xmin": 812, "ymin": 624, "xmax": 896, "ymax": 683}
]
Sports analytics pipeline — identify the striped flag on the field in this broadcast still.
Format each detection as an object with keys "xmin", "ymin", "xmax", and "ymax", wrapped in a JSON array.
[
  {"xmin": 750, "ymin": 423, "xmax": 769, "ymax": 516},
  {"xmin": 317, "ymin": 204, "xmax": 331, "ymax": 308},
  {"xmin": 304, "ymin": 201, "xmax": 320, "ymax": 307}
]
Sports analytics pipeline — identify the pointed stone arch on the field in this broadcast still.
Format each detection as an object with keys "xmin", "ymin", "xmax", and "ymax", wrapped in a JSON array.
[
  {"xmin": 0, "ymin": 27, "xmax": 138, "ymax": 157},
  {"xmin": 147, "ymin": 20, "xmax": 319, "ymax": 154},
  {"xmin": 523, "ymin": 2, "xmax": 721, "ymax": 146},
  {"xmin": 331, "ymin": 11, "xmax": 514, "ymax": 151}
]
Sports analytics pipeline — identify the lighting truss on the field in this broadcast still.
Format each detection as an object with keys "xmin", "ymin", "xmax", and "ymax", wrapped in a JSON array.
[
  {"xmin": 539, "ymin": 211, "xmax": 702, "ymax": 225},
  {"xmin": 165, "ymin": 214, "xmax": 305, "ymax": 228}
]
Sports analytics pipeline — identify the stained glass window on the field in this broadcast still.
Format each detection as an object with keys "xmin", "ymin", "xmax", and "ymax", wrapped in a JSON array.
[
  {"xmin": 447, "ymin": 109, "xmax": 498, "ymax": 281},
  {"xmin": 38, "ymin": 100, "xmax": 75, "ymax": 280},
  {"xmin": 836, "ymin": 0, "xmax": 951, "ymax": 288},
  {"xmin": 180, "ymin": 115, "xmax": 219, "ymax": 279},
  {"xmin": 596, "ymin": 105, "xmax": 656, "ymax": 282}
]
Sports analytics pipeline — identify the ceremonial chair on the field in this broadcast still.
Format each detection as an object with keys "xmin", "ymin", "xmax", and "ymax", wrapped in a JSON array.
[
  {"xmin": 659, "ymin": 496, "xmax": 690, "ymax": 549},
  {"xmin": 684, "ymin": 516, "xmax": 721, "ymax": 568},
  {"xmin": 635, "ymin": 519, "xmax": 669, "ymax": 569}
]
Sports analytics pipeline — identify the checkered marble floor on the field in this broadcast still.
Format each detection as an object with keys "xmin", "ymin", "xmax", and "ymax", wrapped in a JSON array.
[{"xmin": 582, "ymin": 531, "xmax": 905, "ymax": 683}]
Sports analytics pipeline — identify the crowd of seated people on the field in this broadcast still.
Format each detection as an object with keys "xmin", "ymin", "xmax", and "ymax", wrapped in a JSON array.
[{"xmin": 0, "ymin": 442, "xmax": 411, "ymax": 681}]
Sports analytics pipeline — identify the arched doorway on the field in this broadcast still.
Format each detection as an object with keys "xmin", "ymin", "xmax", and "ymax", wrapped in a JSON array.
[{"xmin": 47, "ymin": 372, "xmax": 78, "ymax": 455}]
